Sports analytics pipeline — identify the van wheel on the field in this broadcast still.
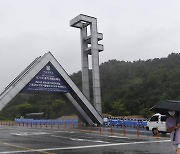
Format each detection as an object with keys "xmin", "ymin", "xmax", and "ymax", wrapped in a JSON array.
[{"xmin": 152, "ymin": 128, "xmax": 158, "ymax": 135}]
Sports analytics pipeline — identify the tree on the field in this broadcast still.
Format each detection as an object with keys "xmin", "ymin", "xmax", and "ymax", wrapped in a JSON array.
[
  {"xmin": 16, "ymin": 103, "xmax": 32, "ymax": 117},
  {"xmin": 52, "ymin": 99, "xmax": 66, "ymax": 118},
  {"xmin": 111, "ymin": 100, "xmax": 129, "ymax": 116}
]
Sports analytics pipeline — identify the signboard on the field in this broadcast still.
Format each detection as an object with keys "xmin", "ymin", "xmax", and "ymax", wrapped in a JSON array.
[{"xmin": 22, "ymin": 62, "xmax": 68, "ymax": 93}]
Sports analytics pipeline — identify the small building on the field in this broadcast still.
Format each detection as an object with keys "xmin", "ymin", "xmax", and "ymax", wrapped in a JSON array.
[{"xmin": 25, "ymin": 112, "xmax": 44, "ymax": 119}]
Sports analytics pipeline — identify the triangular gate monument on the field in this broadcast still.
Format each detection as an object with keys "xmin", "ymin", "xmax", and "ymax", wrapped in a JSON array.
[{"xmin": 0, "ymin": 52, "xmax": 103, "ymax": 125}]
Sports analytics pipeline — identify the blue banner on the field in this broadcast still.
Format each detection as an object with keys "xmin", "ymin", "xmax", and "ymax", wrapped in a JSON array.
[{"xmin": 22, "ymin": 62, "xmax": 68, "ymax": 93}]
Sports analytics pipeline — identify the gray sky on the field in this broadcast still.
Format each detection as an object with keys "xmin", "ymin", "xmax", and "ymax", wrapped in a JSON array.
[{"xmin": 1, "ymin": 0, "xmax": 180, "ymax": 92}]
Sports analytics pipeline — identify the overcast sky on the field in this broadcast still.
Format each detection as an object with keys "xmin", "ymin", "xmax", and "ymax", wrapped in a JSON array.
[{"xmin": 0, "ymin": 0, "xmax": 180, "ymax": 92}]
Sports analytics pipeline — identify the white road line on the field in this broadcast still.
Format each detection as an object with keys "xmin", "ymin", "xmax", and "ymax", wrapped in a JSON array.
[
  {"xmin": 54, "ymin": 130, "xmax": 75, "ymax": 133},
  {"xmin": 70, "ymin": 138, "xmax": 111, "ymax": 143},
  {"xmin": 54, "ymin": 131, "xmax": 128, "ymax": 139},
  {"xmin": 55, "ymin": 130, "xmax": 128, "ymax": 139},
  {"xmin": 0, "ymin": 139, "xmax": 171, "ymax": 154},
  {"xmin": 10, "ymin": 132, "xmax": 49, "ymax": 136},
  {"xmin": 85, "ymin": 133, "xmax": 129, "ymax": 139},
  {"xmin": 51, "ymin": 135, "xmax": 69, "ymax": 139},
  {"xmin": 51, "ymin": 135, "xmax": 111, "ymax": 143},
  {"xmin": 108, "ymin": 135, "xmax": 128, "ymax": 139}
]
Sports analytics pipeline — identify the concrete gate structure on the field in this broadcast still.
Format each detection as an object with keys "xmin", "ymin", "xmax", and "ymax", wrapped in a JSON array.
[
  {"xmin": 0, "ymin": 14, "xmax": 104, "ymax": 125},
  {"xmin": 0, "ymin": 52, "xmax": 103, "ymax": 125},
  {"xmin": 70, "ymin": 14, "xmax": 103, "ymax": 114}
]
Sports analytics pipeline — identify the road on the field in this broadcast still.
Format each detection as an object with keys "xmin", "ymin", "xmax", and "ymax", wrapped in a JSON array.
[{"xmin": 0, "ymin": 124, "xmax": 175, "ymax": 154}]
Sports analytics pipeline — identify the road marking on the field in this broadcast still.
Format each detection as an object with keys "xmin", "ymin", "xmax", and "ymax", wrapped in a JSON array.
[
  {"xmin": 54, "ymin": 130, "xmax": 74, "ymax": 133},
  {"xmin": 0, "ymin": 139, "xmax": 171, "ymax": 153},
  {"xmin": 108, "ymin": 135, "xmax": 128, "ymax": 139},
  {"xmin": 2, "ymin": 142, "xmax": 54, "ymax": 154},
  {"xmin": 70, "ymin": 138, "xmax": 111, "ymax": 143},
  {"xmin": 54, "ymin": 130, "xmax": 128, "ymax": 139},
  {"xmin": 51, "ymin": 135, "xmax": 111, "ymax": 143},
  {"xmin": 10, "ymin": 132, "xmax": 49, "ymax": 136},
  {"xmin": 85, "ymin": 133, "xmax": 129, "ymax": 139}
]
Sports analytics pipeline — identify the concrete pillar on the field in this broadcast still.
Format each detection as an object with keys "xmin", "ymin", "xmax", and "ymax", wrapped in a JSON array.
[
  {"xmin": 90, "ymin": 18, "xmax": 102, "ymax": 113},
  {"xmin": 81, "ymin": 27, "xmax": 90, "ymax": 100},
  {"xmin": 70, "ymin": 14, "xmax": 103, "ymax": 114}
]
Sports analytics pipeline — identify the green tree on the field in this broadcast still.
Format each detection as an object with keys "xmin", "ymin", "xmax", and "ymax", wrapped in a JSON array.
[
  {"xmin": 111, "ymin": 100, "xmax": 129, "ymax": 116},
  {"xmin": 16, "ymin": 103, "xmax": 32, "ymax": 116},
  {"xmin": 52, "ymin": 99, "xmax": 66, "ymax": 118}
]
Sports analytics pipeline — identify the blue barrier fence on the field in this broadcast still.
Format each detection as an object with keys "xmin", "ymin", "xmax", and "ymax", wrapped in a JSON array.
[
  {"xmin": 14, "ymin": 118, "xmax": 147, "ymax": 128},
  {"xmin": 15, "ymin": 119, "xmax": 78, "ymax": 126},
  {"xmin": 104, "ymin": 119, "xmax": 147, "ymax": 128}
]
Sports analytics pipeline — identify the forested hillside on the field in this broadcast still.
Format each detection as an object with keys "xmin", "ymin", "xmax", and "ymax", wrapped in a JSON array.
[
  {"xmin": 1, "ymin": 53, "xmax": 180, "ymax": 119},
  {"xmin": 72, "ymin": 53, "xmax": 180, "ymax": 117}
]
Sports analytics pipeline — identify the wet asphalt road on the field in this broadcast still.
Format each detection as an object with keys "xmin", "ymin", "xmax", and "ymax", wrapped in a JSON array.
[{"xmin": 0, "ymin": 125, "xmax": 175, "ymax": 154}]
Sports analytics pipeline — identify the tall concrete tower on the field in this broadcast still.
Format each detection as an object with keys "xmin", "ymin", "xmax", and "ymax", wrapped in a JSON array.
[{"xmin": 70, "ymin": 14, "xmax": 103, "ymax": 114}]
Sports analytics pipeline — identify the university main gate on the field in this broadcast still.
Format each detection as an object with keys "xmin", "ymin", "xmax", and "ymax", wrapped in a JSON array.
[
  {"xmin": 0, "ymin": 14, "xmax": 103, "ymax": 125},
  {"xmin": 0, "ymin": 52, "xmax": 103, "ymax": 125}
]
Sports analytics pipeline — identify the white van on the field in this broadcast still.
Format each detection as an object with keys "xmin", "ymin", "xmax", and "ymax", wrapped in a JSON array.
[{"xmin": 146, "ymin": 113, "xmax": 167, "ymax": 135}]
